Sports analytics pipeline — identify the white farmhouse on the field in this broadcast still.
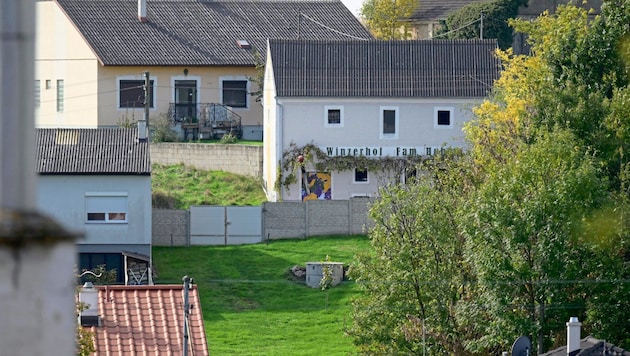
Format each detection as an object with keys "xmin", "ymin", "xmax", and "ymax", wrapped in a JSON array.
[
  {"xmin": 263, "ymin": 39, "xmax": 501, "ymax": 202},
  {"xmin": 36, "ymin": 128, "xmax": 151, "ymax": 283}
]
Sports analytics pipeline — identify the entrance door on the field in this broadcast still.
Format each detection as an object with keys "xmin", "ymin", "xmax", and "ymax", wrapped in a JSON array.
[{"xmin": 174, "ymin": 80, "xmax": 197, "ymax": 121}]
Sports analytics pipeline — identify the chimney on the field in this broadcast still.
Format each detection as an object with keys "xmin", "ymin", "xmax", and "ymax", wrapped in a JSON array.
[
  {"xmin": 567, "ymin": 316, "xmax": 582, "ymax": 355},
  {"xmin": 78, "ymin": 282, "xmax": 101, "ymax": 327},
  {"xmin": 138, "ymin": 0, "xmax": 147, "ymax": 22}
]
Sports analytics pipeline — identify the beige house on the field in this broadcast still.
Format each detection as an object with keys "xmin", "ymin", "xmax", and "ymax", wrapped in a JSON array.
[{"xmin": 35, "ymin": 0, "xmax": 372, "ymax": 139}]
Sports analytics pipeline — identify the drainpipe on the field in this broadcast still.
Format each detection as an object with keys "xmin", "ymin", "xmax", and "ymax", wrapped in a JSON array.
[{"xmin": 277, "ymin": 100, "xmax": 284, "ymax": 202}]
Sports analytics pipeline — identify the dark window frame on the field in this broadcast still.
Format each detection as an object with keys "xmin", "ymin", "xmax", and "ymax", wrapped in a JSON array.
[
  {"xmin": 383, "ymin": 109, "xmax": 396, "ymax": 134},
  {"xmin": 119, "ymin": 79, "xmax": 155, "ymax": 109},
  {"xmin": 437, "ymin": 110, "xmax": 451, "ymax": 126},
  {"xmin": 222, "ymin": 80, "xmax": 248, "ymax": 108},
  {"xmin": 354, "ymin": 168, "xmax": 368, "ymax": 183}
]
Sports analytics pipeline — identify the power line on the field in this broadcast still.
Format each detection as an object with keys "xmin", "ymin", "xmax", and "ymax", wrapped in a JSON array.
[
  {"xmin": 433, "ymin": 18, "xmax": 481, "ymax": 39},
  {"xmin": 300, "ymin": 13, "xmax": 371, "ymax": 41}
]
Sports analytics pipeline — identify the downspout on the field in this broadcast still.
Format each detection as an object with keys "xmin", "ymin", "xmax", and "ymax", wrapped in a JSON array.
[{"xmin": 277, "ymin": 100, "xmax": 284, "ymax": 202}]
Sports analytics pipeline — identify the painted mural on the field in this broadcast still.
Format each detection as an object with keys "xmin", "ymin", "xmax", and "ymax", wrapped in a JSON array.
[{"xmin": 301, "ymin": 171, "xmax": 331, "ymax": 201}]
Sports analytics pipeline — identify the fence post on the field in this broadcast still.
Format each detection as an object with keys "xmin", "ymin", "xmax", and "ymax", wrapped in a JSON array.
[
  {"xmin": 186, "ymin": 209, "xmax": 191, "ymax": 247},
  {"xmin": 348, "ymin": 198, "xmax": 352, "ymax": 235},
  {"xmin": 304, "ymin": 200, "xmax": 309, "ymax": 238}
]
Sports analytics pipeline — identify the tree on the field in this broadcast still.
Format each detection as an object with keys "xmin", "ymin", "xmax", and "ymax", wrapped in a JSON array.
[
  {"xmin": 510, "ymin": 2, "xmax": 630, "ymax": 187},
  {"xmin": 350, "ymin": 1, "xmax": 630, "ymax": 353},
  {"xmin": 462, "ymin": 3, "xmax": 630, "ymax": 350},
  {"xmin": 436, "ymin": 0, "xmax": 527, "ymax": 49},
  {"xmin": 360, "ymin": 0, "xmax": 418, "ymax": 39},
  {"xmin": 349, "ymin": 153, "xmax": 478, "ymax": 355},
  {"xmin": 459, "ymin": 129, "xmax": 608, "ymax": 353}
]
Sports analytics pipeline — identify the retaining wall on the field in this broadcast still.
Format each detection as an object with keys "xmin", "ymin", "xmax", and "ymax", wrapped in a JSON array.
[{"xmin": 150, "ymin": 143, "xmax": 262, "ymax": 177}]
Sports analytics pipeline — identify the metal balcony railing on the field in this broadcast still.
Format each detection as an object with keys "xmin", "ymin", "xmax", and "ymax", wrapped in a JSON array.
[{"xmin": 166, "ymin": 103, "xmax": 242, "ymax": 139}]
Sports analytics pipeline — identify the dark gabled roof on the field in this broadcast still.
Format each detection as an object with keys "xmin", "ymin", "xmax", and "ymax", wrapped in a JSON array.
[
  {"xmin": 268, "ymin": 39, "xmax": 500, "ymax": 98},
  {"xmin": 36, "ymin": 128, "xmax": 151, "ymax": 175},
  {"xmin": 408, "ymin": 0, "xmax": 489, "ymax": 21},
  {"xmin": 55, "ymin": 0, "xmax": 372, "ymax": 66},
  {"xmin": 540, "ymin": 336, "xmax": 630, "ymax": 356}
]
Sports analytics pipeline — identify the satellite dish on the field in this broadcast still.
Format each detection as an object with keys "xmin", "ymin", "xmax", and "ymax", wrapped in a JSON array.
[{"xmin": 511, "ymin": 335, "xmax": 532, "ymax": 356}]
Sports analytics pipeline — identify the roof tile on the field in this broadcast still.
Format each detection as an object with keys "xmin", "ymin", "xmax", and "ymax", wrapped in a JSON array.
[
  {"xmin": 36, "ymin": 128, "xmax": 151, "ymax": 175},
  {"xmin": 268, "ymin": 39, "xmax": 501, "ymax": 98},
  {"xmin": 56, "ymin": 0, "xmax": 372, "ymax": 66},
  {"xmin": 83, "ymin": 285, "xmax": 208, "ymax": 356},
  {"xmin": 409, "ymin": 0, "xmax": 489, "ymax": 21}
]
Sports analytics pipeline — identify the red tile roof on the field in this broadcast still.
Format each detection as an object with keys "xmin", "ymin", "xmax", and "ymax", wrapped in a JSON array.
[{"xmin": 84, "ymin": 285, "xmax": 208, "ymax": 356}]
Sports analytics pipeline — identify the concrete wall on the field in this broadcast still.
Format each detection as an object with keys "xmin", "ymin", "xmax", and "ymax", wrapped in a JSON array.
[
  {"xmin": 153, "ymin": 198, "xmax": 375, "ymax": 246},
  {"xmin": 152, "ymin": 209, "xmax": 189, "ymax": 246},
  {"xmin": 150, "ymin": 143, "xmax": 263, "ymax": 177},
  {"xmin": 262, "ymin": 198, "xmax": 375, "ymax": 239}
]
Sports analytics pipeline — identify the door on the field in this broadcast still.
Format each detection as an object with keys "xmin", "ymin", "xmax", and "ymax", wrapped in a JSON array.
[{"xmin": 174, "ymin": 80, "xmax": 197, "ymax": 121}]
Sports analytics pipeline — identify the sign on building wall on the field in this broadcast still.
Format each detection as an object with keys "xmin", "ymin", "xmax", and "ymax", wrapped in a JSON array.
[{"xmin": 302, "ymin": 171, "xmax": 331, "ymax": 201}]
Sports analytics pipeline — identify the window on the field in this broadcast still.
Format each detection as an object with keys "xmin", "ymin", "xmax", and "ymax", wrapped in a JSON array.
[
  {"xmin": 222, "ymin": 80, "xmax": 248, "ymax": 108},
  {"xmin": 56, "ymin": 79, "xmax": 64, "ymax": 112},
  {"xmin": 354, "ymin": 168, "xmax": 368, "ymax": 183},
  {"xmin": 434, "ymin": 107, "xmax": 454, "ymax": 128},
  {"xmin": 85, "ymin": 193, "xmax": 128, "ymax": 223},
  {"xmin": 324, "ymin": 106, "xmax": 344, "ymax": 127},
  {"xmin": 404, "ymin": 167, "xmax": 417, "ymax": 184},
  {"xmin": 35, "ymin": 80, "xmax": 40, "ymax": 107},
  {"xmin": 79, "ymin": 253, "xmax": 123, "ymax": 283},
  {"xmin": 380, "ymin": 106, "xmax": 399, "ymax": 139},
  {"xmin": 45, "ymin": 79, "xmax": 51, "ymax": 90},
  {"xmin": 119, "ymin": 79, "xmax": 155, "ymax": 108}
]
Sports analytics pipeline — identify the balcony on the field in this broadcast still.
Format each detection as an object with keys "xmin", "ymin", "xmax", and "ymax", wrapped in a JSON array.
[{"xmin": 167, "ymin": 103, "xmax": 242, "ymax": 139}]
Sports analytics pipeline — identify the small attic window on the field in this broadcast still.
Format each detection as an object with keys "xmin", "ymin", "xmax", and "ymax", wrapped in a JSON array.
[{"xmin": 236, "ymin": 40, "xmax": 251, "ymax": 49}]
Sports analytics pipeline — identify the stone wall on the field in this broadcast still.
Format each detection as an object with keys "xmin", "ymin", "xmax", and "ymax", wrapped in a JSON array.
[{"xmin": 150, "ymin": 143, "xmax": 263, "ymax": 177}]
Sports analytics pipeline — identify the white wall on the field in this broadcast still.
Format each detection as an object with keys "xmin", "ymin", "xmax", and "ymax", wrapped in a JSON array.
[
  {"xmin": 267, "ymin": 97, "xmax": 481, "ymax": 201},
  {"xmin": 262, "ymin": 49, "xmax": 280, "ymax": 201},
  {"xmin": 37, "ymin": 175, "xmax": 152, "ymax": 246},
  {"xmin": 35, "ymin": 1, "xmax": 100, "ymax": 127}
]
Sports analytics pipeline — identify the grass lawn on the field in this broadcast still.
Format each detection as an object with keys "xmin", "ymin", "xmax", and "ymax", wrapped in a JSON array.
[
  {"xmin": 152, "ymin": 164, "xmax": 267, "ymax": 209},
  {"xmin": 153, "ymin": 235, "xmax": 372, "ymax": 356}
]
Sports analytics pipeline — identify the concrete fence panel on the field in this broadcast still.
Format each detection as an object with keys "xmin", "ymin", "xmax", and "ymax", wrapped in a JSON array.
[
  {"xmin": 262, "ymin": 202, "xmax": 306, "ymax": 240},
  {"xmin": 152, "ymin": 209, "xmax": 189, "ymax": 246},
  {"xmin": 305, "ymin": 200, "xmax": 351, "ymax": 236}
]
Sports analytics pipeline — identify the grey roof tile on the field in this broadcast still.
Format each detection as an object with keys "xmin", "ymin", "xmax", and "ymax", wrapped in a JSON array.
[
  {"xmin": 36, "ymin": 128, "xmax": 151, "ymax": 175},
  {"xmin": 408, "ymin": 0, "xmax": 489, "ymax": 21},
  {"xmin": 268, "ymin": 39, "xmax": 500, "ymax": 98},
  {"xmin": 540, "ymin": 336, "xmax": 630, "ymax": 356},
  {"xmin": 55, "ymin": 0, "xmax": 373, "ymax": 66}
]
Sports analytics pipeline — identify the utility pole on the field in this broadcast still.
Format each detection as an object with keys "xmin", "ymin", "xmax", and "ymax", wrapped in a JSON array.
[
  {"xmin": 480, "ymin": 12, "xmax": 484, "ymax": 40},
  {"xmin": 297, "ymin": 12, "xmax": 301, "ymax": 39},
  {"xmin": 142, "ymin": 71, "xmax": 150, "ymax": 141},
  {"xmin": 182, "ymin": 276, "xmax": 191, "ymax": 356}
]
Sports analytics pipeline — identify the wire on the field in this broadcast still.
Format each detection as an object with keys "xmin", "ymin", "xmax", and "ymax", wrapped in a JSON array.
[
  {"xmin": 300, "ymin": 13, "xmax": 371, "ymax": 41},
  {"xmin": 433, "ymin": 18, "xmax": 481, "ymax": 39}
]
